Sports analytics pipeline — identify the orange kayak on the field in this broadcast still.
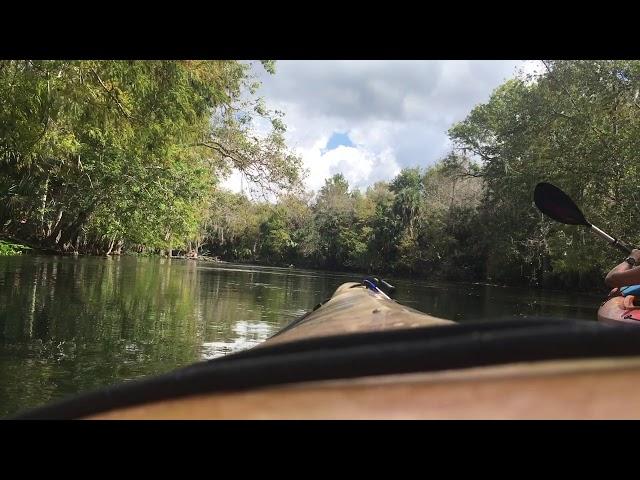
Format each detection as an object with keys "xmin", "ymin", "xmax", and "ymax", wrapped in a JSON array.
[{"xmin": 598, "ymin": 295, "xmax": 640, "ymax": 326}]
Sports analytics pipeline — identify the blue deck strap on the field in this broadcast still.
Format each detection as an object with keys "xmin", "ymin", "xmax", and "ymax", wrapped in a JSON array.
[{"xmin": 621, "ymin": 285, "xmax": 640, "ymax": 297}]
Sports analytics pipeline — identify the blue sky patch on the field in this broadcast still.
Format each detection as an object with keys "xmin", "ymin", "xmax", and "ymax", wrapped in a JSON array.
[{"xmin": 323, "ymin": 131, "xmax": 354, "ymax": 153}]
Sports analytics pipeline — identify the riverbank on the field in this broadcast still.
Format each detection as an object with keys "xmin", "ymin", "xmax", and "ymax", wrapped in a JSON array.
[
  {"xmin": 0, "ymin": 234, "xmax": 64, "ymax": 256},
  {"xmin": 1, "ymin": 239, "xmax": 610, "ymax": 295}
]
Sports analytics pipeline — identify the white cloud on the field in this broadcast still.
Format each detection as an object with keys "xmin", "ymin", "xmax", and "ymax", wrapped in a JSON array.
[
  {"xmin": 224, "ymin": 60, "xmax": 533, "ymax": 195},
  {"xmin": 286, "ymin": 142, "xmax": 400, "ymax": 193},
  {"xmin": 520, "ymin": 60, "xmax": 546, "ymax": 78}
]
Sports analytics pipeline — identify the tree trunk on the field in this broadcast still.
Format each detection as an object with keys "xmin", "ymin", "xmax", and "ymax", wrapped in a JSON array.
[
  {"xmin": 47, "ymin": 209, "xmax": 64, "ymax": 239},
  {"xmin": 39, "ymin": 174, "xmax": 49, "ymax": 238},
  {"xmin": 57, "ymin": 202, "xmax": 98, "ymax": 248},
  {"xmin": 105, "ymin": 237, "xmax": 115, "ymax": 256},
  {"xmin": 166, "ymin": 231, "xmax": 173, "ymax": 257},
  {"xmin": 48, "ymin": 211, "xmax": 67, "ymax": 244}
]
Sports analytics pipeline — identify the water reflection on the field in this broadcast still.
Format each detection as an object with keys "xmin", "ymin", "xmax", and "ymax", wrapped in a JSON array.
[
  {"xmin": 0, "ymin": 256, "xmax": 603, "ymax": 417},
  {"xmin": 201, "ymin": 320, "xmax": 273, "ymax": 359},
  {"xmin": 0, "ymin": 256, "xmax": 345, "ymax": 416}
]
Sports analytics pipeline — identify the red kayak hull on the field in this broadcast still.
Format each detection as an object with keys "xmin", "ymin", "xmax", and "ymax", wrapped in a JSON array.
[{"xmin": 597, "ymin": 296, "xmax": 640, "ymax": 325}]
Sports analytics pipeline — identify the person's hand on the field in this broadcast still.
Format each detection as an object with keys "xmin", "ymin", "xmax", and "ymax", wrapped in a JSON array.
[
  {"xmin": 631, "ymin": 249, "xmax": 640, "ymax": 263},
  {"xmin": 608, "ymin": 287, "xmax": 622, "ymax": 299}
]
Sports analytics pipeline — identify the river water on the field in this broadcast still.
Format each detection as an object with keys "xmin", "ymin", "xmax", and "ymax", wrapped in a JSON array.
[{"xmin": 0, "ymin": 255, "xmax": 604, "ymax": 417}]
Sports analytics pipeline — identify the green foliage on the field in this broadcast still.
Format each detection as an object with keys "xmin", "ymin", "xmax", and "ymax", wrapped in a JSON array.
[
  {"xmin": 203, "ymin": 165, "xmax": 484, "ymax": 279},
  {"xmin": 0, "ymin": 240, "xmax": 30, "ymax": 256},
  {"xmin": 448, "ymin": 60, "xmax": 640, "ymax": 287},
  {"xmin": 3, "ymin": 59, "xmax": 634, "ymax": 290},
  {"xmin": 0, "ymin": 60, "xmax": 301, "ymax": 255}
]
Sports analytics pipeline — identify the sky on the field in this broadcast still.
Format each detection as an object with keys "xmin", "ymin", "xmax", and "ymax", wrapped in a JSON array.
[{"xmin": 223, "ymin": 60, "xmax": 544, "ymax": 194}]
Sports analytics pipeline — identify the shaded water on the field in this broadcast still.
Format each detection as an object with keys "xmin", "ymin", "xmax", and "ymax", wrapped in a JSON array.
[{"xmin": 0, "ymin": 256, "xmax": 603, "ymax": 417}]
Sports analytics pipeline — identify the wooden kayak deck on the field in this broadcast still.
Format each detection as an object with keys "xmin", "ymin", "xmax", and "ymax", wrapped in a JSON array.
[{"xmin": 89, "ymin": 356, "xmax": 640, "ymax": 419}]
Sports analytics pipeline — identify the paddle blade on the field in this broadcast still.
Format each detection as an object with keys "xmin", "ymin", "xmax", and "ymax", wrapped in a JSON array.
[{"xmin": 534, "ymin": 182, "xmax": 590, "ymax": 226}]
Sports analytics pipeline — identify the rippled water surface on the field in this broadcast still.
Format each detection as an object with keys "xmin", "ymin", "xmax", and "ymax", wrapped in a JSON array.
[{"xmin": 0, "ymin": 255, "xmax": 603, "ymax": 416}]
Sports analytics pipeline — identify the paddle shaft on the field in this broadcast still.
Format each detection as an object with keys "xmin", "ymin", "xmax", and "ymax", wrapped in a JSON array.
[{"xmin": 589, "ymin": 224, "xmax": 633, "ymax": 254}]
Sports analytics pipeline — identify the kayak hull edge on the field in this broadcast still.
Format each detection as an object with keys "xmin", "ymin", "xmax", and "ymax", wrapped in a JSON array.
[{"xmin": 598, "ymin": 296, "xmax": 640, "ymax": 326}]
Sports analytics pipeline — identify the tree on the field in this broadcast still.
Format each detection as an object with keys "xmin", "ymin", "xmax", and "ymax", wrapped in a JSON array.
[
  {"xmin": 0, "ymin": 60, "xmax": 302, "ymax": 255},
  {"xmin": 313, "ymin": 174, "xmax": 367, "ymax": 269},
  {"xmin": 449, "ymin": 60, "xmax": 640, "ymax": 287}
]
